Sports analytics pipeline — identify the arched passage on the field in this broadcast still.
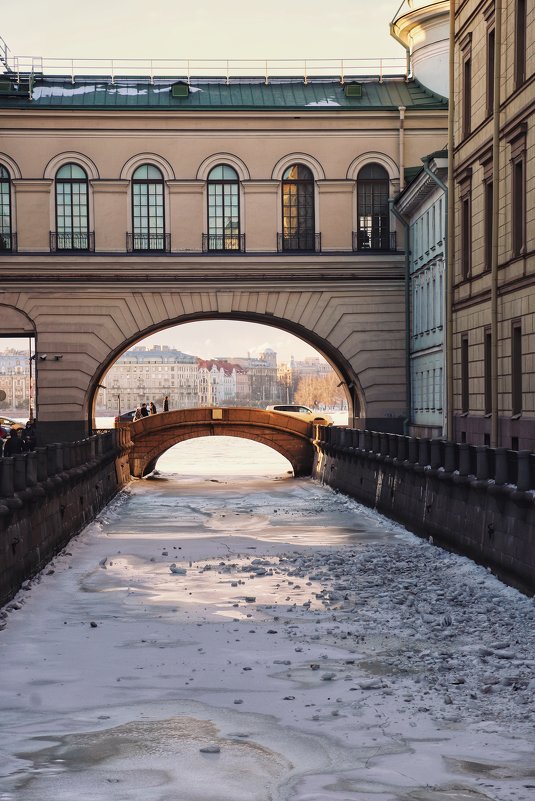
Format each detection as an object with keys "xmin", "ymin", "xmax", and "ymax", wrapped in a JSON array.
[
  {"xmin": 126, "ymin": 407, "xmax": 316, "ymax": 477},
  {"xmin": 90, "ymin": 311, "xmax": 364, "ymax": 430}
]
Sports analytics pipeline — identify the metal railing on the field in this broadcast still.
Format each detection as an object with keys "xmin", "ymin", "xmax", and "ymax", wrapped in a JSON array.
[
  {"xmin": 0, "ymin": 232, "xmax": 17, "ymax": 252},
  {"xmin": 126, "ymin": 232, "xmax": 171, "ymax": 253},
  {"xmin": 202, "ymin": 233, "xmax": 246, "ymax": 252},
  {"xmin": 4, "ymin": 56, "xmax": 409, "ymax": 84},
  {"xmin": 50, "ymin": 231, "xmax": 95, "ymax": 252},
  {"xmin": 277, "ymin": 233, "xmax": 321, "ymax": 253},
  {"xmin": 353, "ymin": 230, "xmax": 397, "ymax": 252},
  {"xmin": 316, "ymin": 427, "xmax": 535, "ymax": 492}
]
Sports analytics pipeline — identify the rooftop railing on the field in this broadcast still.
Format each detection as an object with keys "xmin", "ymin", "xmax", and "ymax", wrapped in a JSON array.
[{"xmin": 3, "ymin": 56, "xmax": 409, "ymax": 84}]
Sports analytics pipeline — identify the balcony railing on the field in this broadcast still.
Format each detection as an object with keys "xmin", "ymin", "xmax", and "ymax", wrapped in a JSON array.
[
  {"xmin": 126, "ymin": 233, "xmax": 171, "ymax": 253},
  {"xmin": 353, "ymin": 230, "xmax": 397, "ymax": 252},
  {"xmin": 0, "ymin": 232, "xmax": 17, "ymax": 252},
  {"xmin": 202, "ymin": 233, "xmax": 246, "ymax": 253},
  {"xmin": 50, "ymin": 231, "xmax": 95, "ymax": 252},
  {"xmin": 277, "ymin": 233, "xmax": 321, "ymax": 253}
]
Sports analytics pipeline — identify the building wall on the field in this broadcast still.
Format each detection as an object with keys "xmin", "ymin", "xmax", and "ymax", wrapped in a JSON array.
[{"xmin": 452, "ymin": 0, "xmax": 535, "ymax": 449}]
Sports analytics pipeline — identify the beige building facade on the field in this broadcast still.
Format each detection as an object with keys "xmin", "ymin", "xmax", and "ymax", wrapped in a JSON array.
[
  {"xmin": 0, "ymin": 48, "xmax": 447, "ymax": 443},
  {"xmin": 452, "ymin": 0, "xmax": 535, "ymax": 449}
]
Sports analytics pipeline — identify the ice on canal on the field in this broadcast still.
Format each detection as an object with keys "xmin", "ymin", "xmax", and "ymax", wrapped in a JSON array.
[{"xmin": 1, "ymin": 438, "xmax": 534, "ymax": 801}]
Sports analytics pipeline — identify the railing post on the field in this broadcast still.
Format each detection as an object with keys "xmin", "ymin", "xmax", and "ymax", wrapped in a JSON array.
[
  {"xmin": 458, "ymin": 443, "xmax": 471, "ymax": 476},
  {"xmin": 46, "ymin": 444, "xmax": 59, "ymax": 476},
  {"xmin": 26, "ymin": 451, "xmax": 37, "ymax": 487},
  {"xmin": 444, "ymin": 441, "xmax": 456, "ymax": 472},
  {"xmin": 408, "ymin": 437, "xmax": 419, "ymax": 464},
  {"xmin": 379, "ymin": 433, "xmax": 389, "ymax": 456},
  {"xmin": 371, "ymin": 431, "xmax": 380, "ymax": 453},
  {"xmin": 418, "ymin": 438, "xmax": 430, "ymax": 467},
  {"xmin": 475, "ymin": 446, "xmax": 489, "ymax": 481},
  {"xmin": 430, "ymin": 439, "xmax": 442, "ymax": 470},
  {"xmin": 494, "ymin": 447, "xmax": 508, "ymax": 485},
  {"xmin": 12, "ymin": 453, "xmax": 27, "ymax": 492},
  {"xmin": 516, "ymin": 450, "xmax": 532, "ymax": 492},
  {"xmin": 35, "ymin": 447, "xmax": 47, "ymax": 481},
  {"xmin": 0, "ymin": 457, "xmax": 14, "ymax": 497}
]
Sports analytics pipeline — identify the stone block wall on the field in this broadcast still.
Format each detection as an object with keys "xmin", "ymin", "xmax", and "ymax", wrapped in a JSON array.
[
  {"xmin": 0, "ymin": 430, "xmax": 131, "ymax": 606},
  {"xmin": 313, "ymin": 427, "xmax": 535, "ymax": 595}
]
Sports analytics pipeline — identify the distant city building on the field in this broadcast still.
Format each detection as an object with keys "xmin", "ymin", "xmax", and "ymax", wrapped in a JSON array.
[{"xmin": 0, "ymin": 349, "xmax": 32, "ymax": 411}]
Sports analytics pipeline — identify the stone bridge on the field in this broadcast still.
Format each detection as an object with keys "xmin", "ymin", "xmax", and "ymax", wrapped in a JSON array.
[{"xmin": 125, "ymin": 407, "xmax": 316, "ymax": 477}]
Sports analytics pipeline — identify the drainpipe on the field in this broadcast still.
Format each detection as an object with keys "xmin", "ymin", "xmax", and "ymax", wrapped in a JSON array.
[
  {"xmin": 491, "ymin": 1, "xmax": 502, "ymax": 447},
  {"xmin": 422, "ymin": 157, "xmax": 448, "ymax": 437},
  {"xmin": 398, "ymin": 106, "xmax": 406, "ymax": 191},
  {"xmin": 390, "ymin": 199, "xmax": 411, "ymax": 434},
  {"xmin": 390, "ymin": 2, "xmax": 412, "ymax": 79},
  {"xmin": 446, "ymin": 0, "xmax": 455, "ymax": 441}
]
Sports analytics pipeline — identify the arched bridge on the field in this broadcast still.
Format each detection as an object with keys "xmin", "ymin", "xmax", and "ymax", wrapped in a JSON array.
[{"xmin": 124, "ymin": 407, "xmax": 316, "ymax": 477}]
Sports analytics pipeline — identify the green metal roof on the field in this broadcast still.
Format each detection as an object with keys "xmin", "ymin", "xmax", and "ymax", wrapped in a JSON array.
[{"xmin": 0, "ymin": 75, "xmax": 448, "ymax": 111}]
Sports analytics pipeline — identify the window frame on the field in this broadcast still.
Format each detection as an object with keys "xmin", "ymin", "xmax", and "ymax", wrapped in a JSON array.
[
  {"xmin": 281, "ymin": 163, "xmax": 316, "ymax": 252},
  {"xmin": 356, "ymin": 162, "xmax": 391, "ymax": 251},
  {"xmin": 131, "ymin": 164, "xmax": 166, "ymax": 252},
  {"xmin": 0, "ymin": 165, "xmax": 13, "ymax": 251},
  {"xmin": 54, "ymin": 163, "xmax": 90, "ymax": 251},
  {"xmin": 515, "ymin": 0, "xmax": 527, "ymax": 89},
  {"xmin": 206, "ymin": 164, "xmax": 241, "ymax": 252}
]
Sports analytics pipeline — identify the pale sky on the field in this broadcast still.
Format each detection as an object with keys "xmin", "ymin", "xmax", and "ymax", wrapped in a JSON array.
[
  {"xmin": 0, "ymin": 322, "xmax": 324, "ymax": 364},
  {"xmin": 2, "ymin": 1, "xmax": 403, "ymax": 63}
]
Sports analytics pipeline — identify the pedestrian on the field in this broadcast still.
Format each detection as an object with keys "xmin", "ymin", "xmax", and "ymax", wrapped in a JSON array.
[
  {"xmin": 3, "ymin": 428, "xmax": 23, "ymax": 456},
  {"xmin": 149, "ymin": 401, "xmax": 157, "ymax": 415},
  {"xmin": 133, "ymin": 406, "xmax": 142, "ymax": 421},
  {"xmin": 140, "ymin": 403, "xmax": 149, "ymax": 417},
  {"xmin": 163, "ymin": 395, "xmax": 169, "ymax": 412},
  {"xmin": 22, "ymin": 420, "xmax": 37, "ymax": 451}
]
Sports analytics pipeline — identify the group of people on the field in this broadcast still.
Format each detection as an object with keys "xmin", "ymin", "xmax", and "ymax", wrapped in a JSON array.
[
  {"xmin": 0, "ymin": 420, "xmax": 37, "ymax": 457},
  {"xmin": 132, "ymin": 396, "xmax": 169, "ymax": 422}
]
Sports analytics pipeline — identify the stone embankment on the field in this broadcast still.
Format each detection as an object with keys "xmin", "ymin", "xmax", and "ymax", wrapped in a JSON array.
[
  {"xmin": 313, "ymin": 427, "xmax": 535, "ymax": 595},
  {"xmin": 0, "ymin": 429, "xmax": 130, "ymax": 605}
]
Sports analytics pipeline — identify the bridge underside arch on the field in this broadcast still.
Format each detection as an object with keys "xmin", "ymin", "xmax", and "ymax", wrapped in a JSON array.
[{"xmin": 128, "ymin": 408, "xmax": 315, "ymax": 478}]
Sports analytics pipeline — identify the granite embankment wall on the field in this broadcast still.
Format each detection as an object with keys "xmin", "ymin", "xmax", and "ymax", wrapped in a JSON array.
[
  {"xmin": 0, "ymin": 429, "xmax": 131, "ymax": 606},
  {"xmin": 313, "ymin": 427, "xmax": 535, "ymax": 595}
]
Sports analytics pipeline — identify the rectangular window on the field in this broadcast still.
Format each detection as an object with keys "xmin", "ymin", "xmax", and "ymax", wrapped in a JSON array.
[
  {"xmin": 461, "ymin": 335, "xmax": 469, "ymax": 414},
  {"xmin": 487, "ymin": 27, "xmax": 495, "ymax": 116},
  {"xmin": 484, "ymin": 329, "xmax": 492, "ymax": 415},
  {"xmin": 484, "ymin": 180, "xmax": 493, "ymax": 272},
  {"xmin": 515, "ymin": 0, "xmax": 527, "ymax": 88},
  {"xmin": 512, "ymin": 322, "xmax": 522, "ymax": 415},
  {"xmin": 512, "ymin": 157, "xmax": 525, "ymax": 255},
  {"xmin": 463, "ymin": 56, "xmax": 472, "ymax": 137},
  {"xmin": 461, "ymin": 196, "xmax": 471, "ymax": 278}
]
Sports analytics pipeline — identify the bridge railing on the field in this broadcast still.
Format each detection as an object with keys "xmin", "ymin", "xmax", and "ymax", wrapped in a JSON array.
[
  {"xmin": 0, "ymin": 430, "xmax": 122, "ymax": 499},
  {"xmin": 315, "ymin": 426, "xmax": 535, "ymax": 492}
]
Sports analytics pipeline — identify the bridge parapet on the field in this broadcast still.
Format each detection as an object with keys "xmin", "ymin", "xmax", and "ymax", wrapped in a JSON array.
[{"xmin": 126, "ymin": 406, "xmax": 315, "ymax": 477}]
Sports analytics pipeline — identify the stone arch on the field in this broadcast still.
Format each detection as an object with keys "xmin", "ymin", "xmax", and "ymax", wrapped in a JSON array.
[
  {"xmin": 126, "ymin": 408, "xmax": 315, "ymax": 477},
  {"xmin": 196, "ymin": 153, "xmax": 250, "ymax": 182},
  {"xmin": 346, "ymin": 152, "xmax": 399, "ymax": 182},
  {"xmin": 89, "ymin": 309, "xmax": 365, "ymax": 429},
  {"xmin": 119, "ymin": 153, "xmax": 175, "ymax": 181},
  {"xmin": 0, "ymin": 153, "xmax": 22, "ymax": 179},
  {"xmin": 0, "ymin": 304, "xmax": 36, "ymax": 335},
  {"xmin": 271, "ymin": 153, "xmax": 326, "ymax": 181},
  {"xmin": 43, "ymin": 152, "xmax": 100, "ymax": 180}
]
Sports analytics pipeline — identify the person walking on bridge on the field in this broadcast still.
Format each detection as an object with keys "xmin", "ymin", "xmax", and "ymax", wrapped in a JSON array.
[
  {"xmin": 163, "ymin": 395, "xmax": 169, "ymax": 412},
  {"xmin": 140, "ymin": 403, "xmax": 149, "ymax": 417},
  {"xmin": 3, "ymin": 428, "xmax": 23, "ymax": 456},
  {"xmin": 149, "ymin": 401, "xmax": 157, "ymax": 415}
]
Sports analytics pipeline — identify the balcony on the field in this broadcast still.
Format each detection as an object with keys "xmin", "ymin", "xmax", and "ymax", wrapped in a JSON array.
[
  {"xmin": 50, "ymin": 231, "xmax": 95, "ymax": 252},
  {"xmin": 126, "ymin": 233, "xmax": 171, "ymax": 253},
  {"xmin": 202, "ymin": 233, "xmax": 246, "ymax": 253},
  {"xmin": 277, "ymin": 233, "xmax": 321, "ymax": 253},
  {"xmin": 0, "ymin": 232, "xmax": 17, "ymax": 252},
  {"xmin": 353, "ymin": 230, "xmax": 397, "ymax": 252}
]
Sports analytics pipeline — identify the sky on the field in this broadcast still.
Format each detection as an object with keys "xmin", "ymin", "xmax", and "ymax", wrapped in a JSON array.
[
  {"xmin": 1, "ymin": 1, "xmax": 404, "ymax": 64},
  {"xmin": 0, "ymin": 1, "xmax": 403, "ymax": 364},
  {"xmin": 0, "ymin": 322, "xmax": 324, "ymax": 364}
]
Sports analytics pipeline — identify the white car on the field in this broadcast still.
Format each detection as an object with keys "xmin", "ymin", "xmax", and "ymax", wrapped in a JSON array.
[{"xmin": 265, "ymin": 404, "xmax": 333, "ymax": 426}]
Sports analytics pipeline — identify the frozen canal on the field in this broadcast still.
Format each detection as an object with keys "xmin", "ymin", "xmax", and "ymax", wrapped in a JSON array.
[{"xmin": 1, "ymin": 437, "xmax": 534, "ymax": 801}]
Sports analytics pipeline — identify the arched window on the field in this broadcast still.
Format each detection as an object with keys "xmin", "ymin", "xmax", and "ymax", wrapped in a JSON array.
[
  {"xmin": 131, "ymin": 164, "xmax": 166, "ymax": 251},
  {"xmin": 0, "ymin": 166, "xmax": 13, "ymax": 251},
  {"xmin": 55, "ymin": 164, "xmax": 91, "ymax": 251},
  {"xmin": 281, "ymin": 164, "xmax": 316, "ymax": 251},
  {"xmin": 206, "ymin": 165, "xmax": 241, "ymax": 251},
  {"xmin": 356, "ymin": 163, "xmax": 391, "ymax": 251}
]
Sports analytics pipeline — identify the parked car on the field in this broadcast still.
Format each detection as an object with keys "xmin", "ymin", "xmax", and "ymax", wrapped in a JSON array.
[
  {"xmin": 265, "ymin": 404, "xmax": 333, "ymax": 426},
  {"xmin": 0, "ymin": 416, "xmax": 24, "ymax": 431},
  {"xmin": 114, "ymin": 409, "xmax": 136, "ymax": 423}
]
